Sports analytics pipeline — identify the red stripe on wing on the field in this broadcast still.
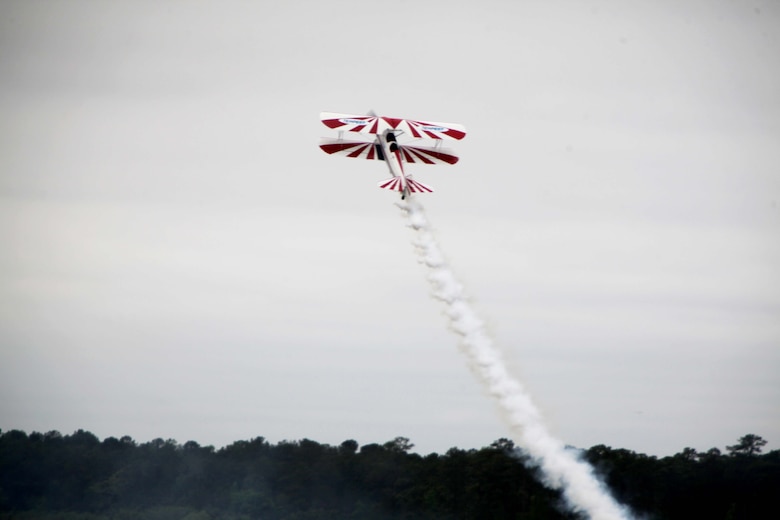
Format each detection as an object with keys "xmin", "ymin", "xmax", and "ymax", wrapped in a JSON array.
[
  {"xmin": 320, "ymin": 142, "xmax": 364, "ymax": 154},
  {"xmin": 443, "ymin": 128, "xmax": 466, "ymax": 140},
  {"xmin": 400, "ymin": 146, "xmax": 459, "ymax": 165},
  {"xmin": 322, "ymin": 119, "xmax": 346, "ymax": 129},
  {"xmin": 383, "ymin": 117, "xmax": 403, "ymax": 129},
  {"xmin": 408, "ymin": 149, "xmax": 435, "ymax": 164},
  {"xmin": 347, "ymin": 143, "xmax": 370, "ymax": 158}
]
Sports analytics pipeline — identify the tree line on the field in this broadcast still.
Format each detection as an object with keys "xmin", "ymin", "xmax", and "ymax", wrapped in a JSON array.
[{"xmin": 0, "ymin": 429, "xmax": 777, "ymax": 519}]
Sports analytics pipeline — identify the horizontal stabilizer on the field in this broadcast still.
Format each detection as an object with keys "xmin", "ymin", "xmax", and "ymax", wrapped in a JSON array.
[
  {"xmin": 321, "ymin": 112, "xmax": 466, "ymax": 140},
  {"xmin": 378, "ymin": 177, "xmax": 434, "ymax": 194}
]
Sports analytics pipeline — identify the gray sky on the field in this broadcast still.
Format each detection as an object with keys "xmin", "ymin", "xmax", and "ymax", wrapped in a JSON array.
[{"xmin": 1, "ymin": 0, "xmax": 778, "ymax": 456}]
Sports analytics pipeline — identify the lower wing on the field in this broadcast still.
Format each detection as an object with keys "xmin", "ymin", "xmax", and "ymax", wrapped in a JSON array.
[
  {"xmin": 398, "ymin": 145, "xmax": 459, "ymax": 165},
  {"xmin": 319, "ymin": 139, "xmax": 459, "ymax": 165},
  {"xmin": 319, "ymin": 138, "xmax": 384, "ymax": 160}
]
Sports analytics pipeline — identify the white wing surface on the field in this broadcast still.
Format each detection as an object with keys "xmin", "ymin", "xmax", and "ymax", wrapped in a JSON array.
[{"xmin": 321, "ymin": 112, "xmax": 466, "ymax": 140}]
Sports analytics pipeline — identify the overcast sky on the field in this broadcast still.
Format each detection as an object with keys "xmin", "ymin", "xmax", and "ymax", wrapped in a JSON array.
[{"xmin": 1, "ymin": 0, "xmax": 778, "ymax": 456}]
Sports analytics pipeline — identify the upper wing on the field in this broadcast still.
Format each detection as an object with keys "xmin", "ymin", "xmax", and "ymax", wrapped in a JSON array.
[
  {"xmin": 319, "ymin": 138, "xmax": 384, "ymax": 160},
  {"xmin": 320, "ymin": 112, "xmax": 466, "ymax": 140},
  {"xmin": 394, "ymin": 118, "xmax": 467, "ymax": 141},
  {"xmin": 320, "ymin": 113, "xmax": 381, "ymax": 135},
  {"xmin": 398, "ymin": 144, "xmax": 459, "ymax": 165}
]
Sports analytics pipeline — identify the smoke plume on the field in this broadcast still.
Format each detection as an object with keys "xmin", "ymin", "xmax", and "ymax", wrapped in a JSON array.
[{"xmin": 398, "ymin": 198, "xmax": 634, "ymax": 520}]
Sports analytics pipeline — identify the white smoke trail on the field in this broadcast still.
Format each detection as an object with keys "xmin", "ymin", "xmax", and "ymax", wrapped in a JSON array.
[{"xmin": 398, "ymin": 198, "xmax": 634, "ymax": 520}]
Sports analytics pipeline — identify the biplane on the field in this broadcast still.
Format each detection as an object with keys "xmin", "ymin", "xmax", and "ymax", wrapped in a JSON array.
[{"xmin": 319, "ymin": 112, "xmax": 466, "ymax": 199}]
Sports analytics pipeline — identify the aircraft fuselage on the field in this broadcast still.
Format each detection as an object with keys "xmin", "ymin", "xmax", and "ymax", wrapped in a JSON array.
[{"xmin": 376, "ymin": 130, "xmax": 409, "ymax": 198}]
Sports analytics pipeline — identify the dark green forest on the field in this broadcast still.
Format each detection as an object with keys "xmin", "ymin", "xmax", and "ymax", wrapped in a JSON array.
[{"xmin": 0, "ymin": 429, "xmax": 777, "ymax": 520}]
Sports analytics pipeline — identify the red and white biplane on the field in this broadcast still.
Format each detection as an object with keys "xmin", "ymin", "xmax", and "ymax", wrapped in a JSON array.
[{"xmin": 319, "ymin": 112, "xmax": 466, "ymax": 199}]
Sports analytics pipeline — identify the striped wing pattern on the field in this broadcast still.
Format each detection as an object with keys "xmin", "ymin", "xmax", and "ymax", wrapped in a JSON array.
[
  {"xmin": 319, "ymin": 139, "xmax": 382, "ymax": 160},
  {"xmin": 399, "ymin": 145, "xmax": 459, "ymax": 165},
  {"xmin": 321, "ymin": 112, "xmax": 466, "ymax": 140},
  {"xmin": 400, "ymin": 118, "xmax": 466, "ymax": 141},
  {"xmin": 321, "ymin": 113, "xmax": 379, "ymax": 134},
  {"xmin": 320, "ymin": 140, "xmax": 458, "ymax": 165}
]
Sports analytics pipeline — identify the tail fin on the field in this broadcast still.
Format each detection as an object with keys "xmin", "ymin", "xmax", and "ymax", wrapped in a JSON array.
[{"xmin": 378, "ymin": 177, "xmax": 433, "ymax": 194}]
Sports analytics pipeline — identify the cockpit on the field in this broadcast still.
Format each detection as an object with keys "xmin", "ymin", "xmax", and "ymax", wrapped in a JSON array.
[{"xmin": 386, "ymin": 131, "xmax": 399, "ymax": 152}]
